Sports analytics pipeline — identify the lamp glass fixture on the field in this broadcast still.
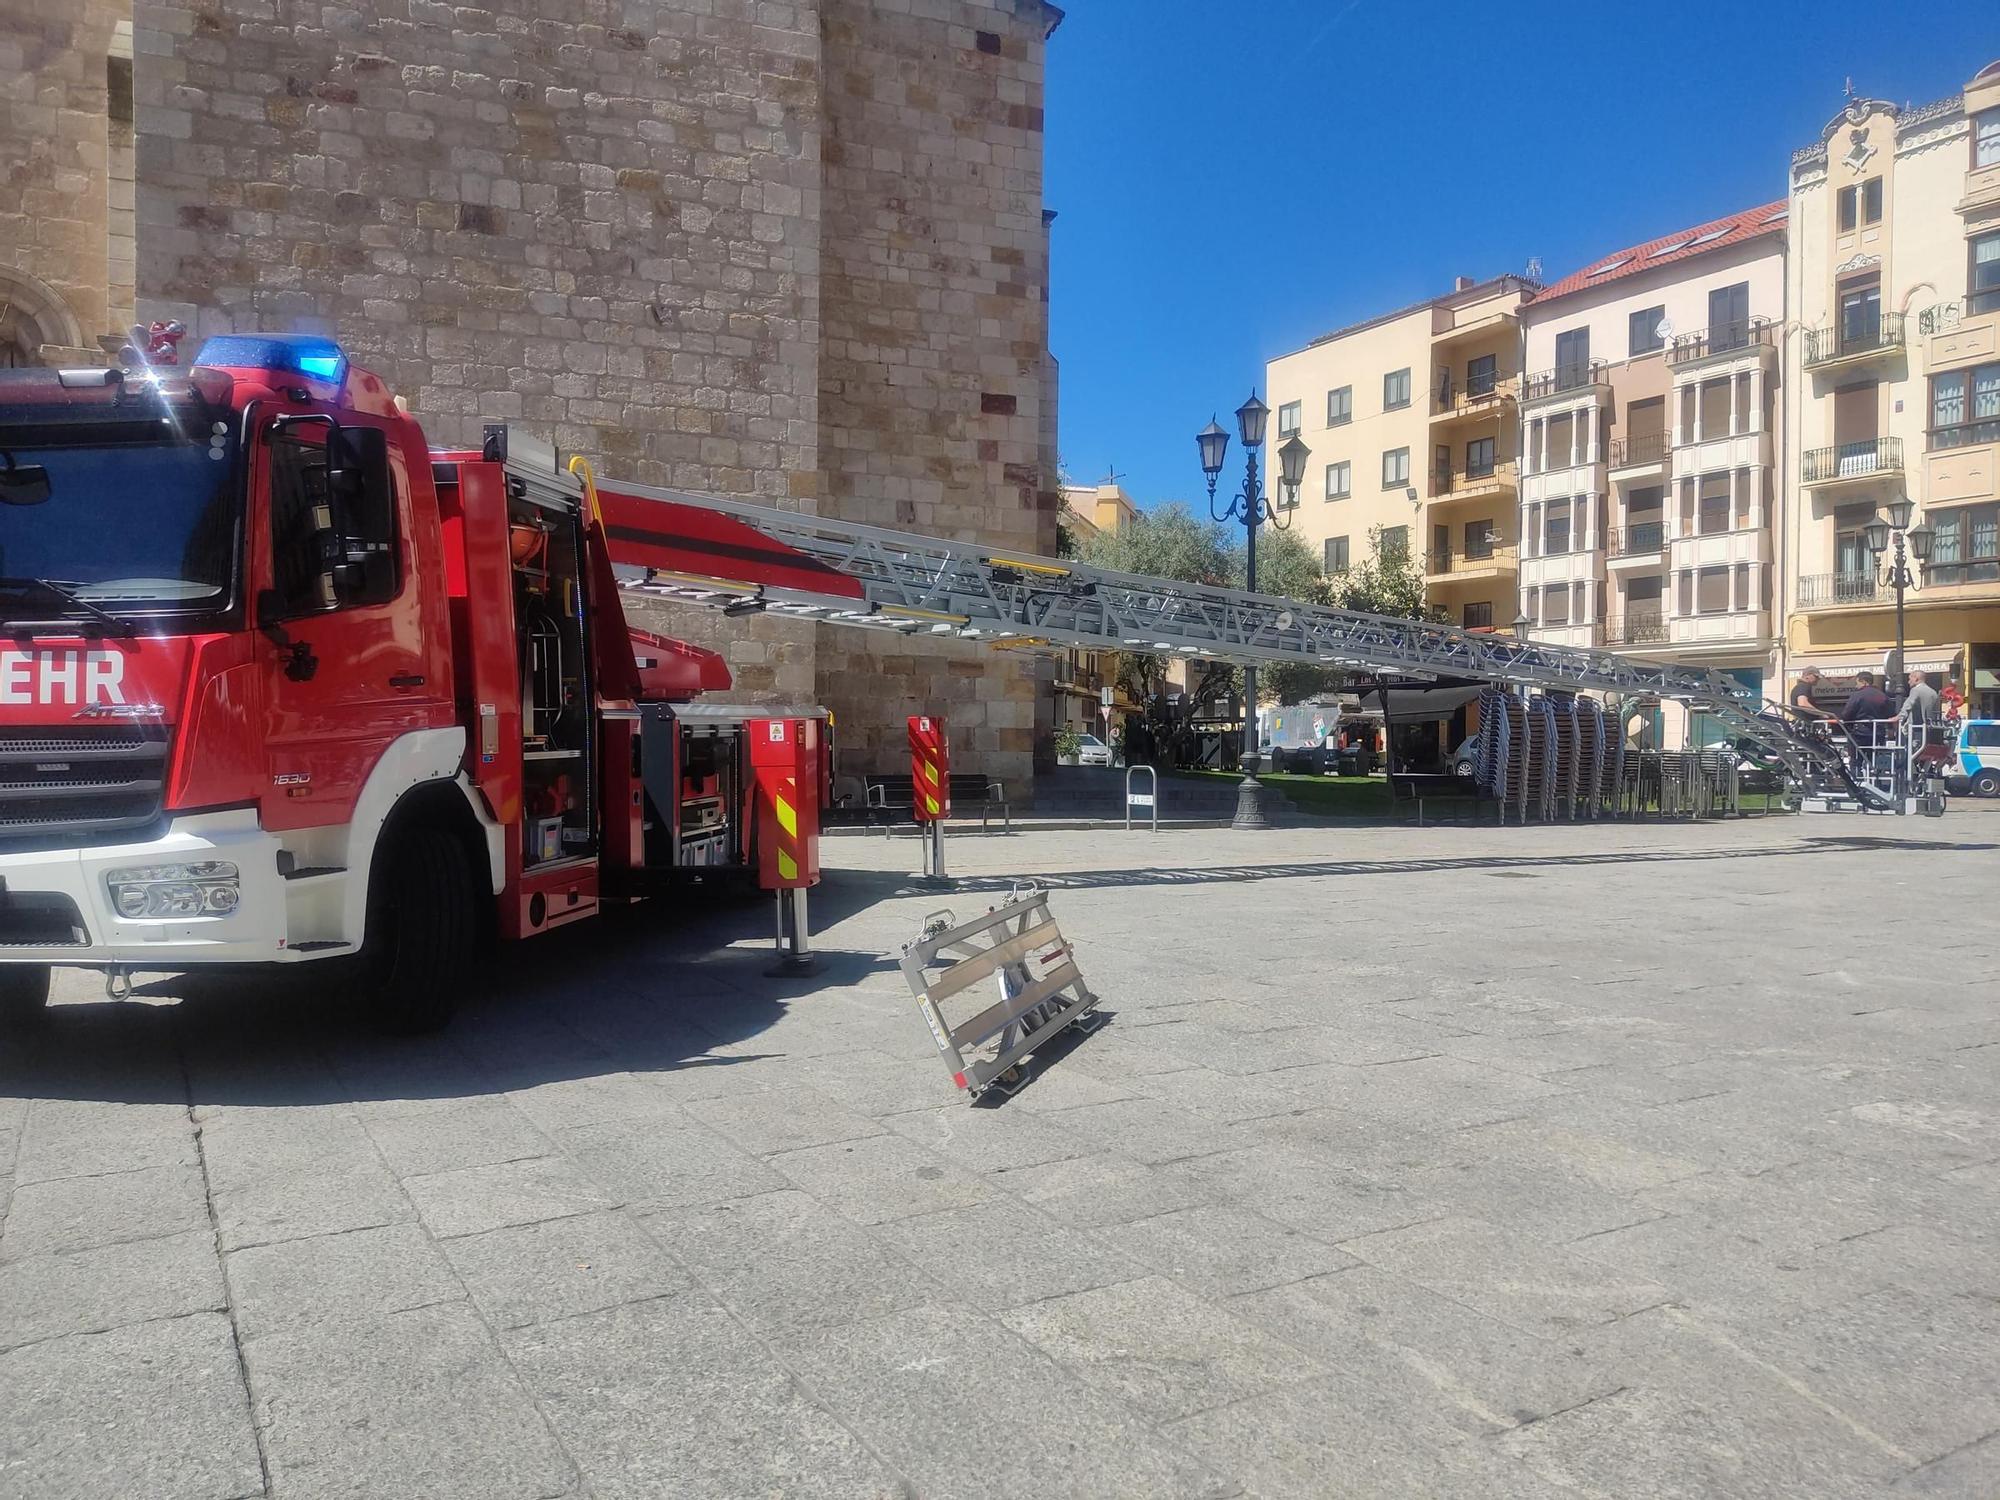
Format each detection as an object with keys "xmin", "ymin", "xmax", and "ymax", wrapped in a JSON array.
[
  {"xmin": 1276, "ymin": 433, "xmax": 1310, "ymax": 490},
  {"xmin": 1196, "ymin": 418, "xmax": 1230, "ymax": 478},
  {"xmin": 1884, "ymin": 495, "xmax": 1915, "ymax": 531},
  {"xmin": 1862, "ymin": 518, "xmax": 1892, "ymax": 555},
  {"xmin": 1235, "ymin": 392, "xmax": 1269, "ymax": 449},
  {"xmin": 1906, "ymin": 521, "xmax": 1936, "ymax": 562}
]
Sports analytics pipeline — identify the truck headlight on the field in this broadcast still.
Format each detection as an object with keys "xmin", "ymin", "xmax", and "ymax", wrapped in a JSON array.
[{"xmin": 105, "ymin": 862, "xmax": 240, "ymax": 920}]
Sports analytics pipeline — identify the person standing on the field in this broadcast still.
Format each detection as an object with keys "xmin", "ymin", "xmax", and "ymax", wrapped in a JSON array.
[
  {"xmin": 1790, "ymin": 666, "xmax": 1834, "ymax": 721},
  {"xmin": 1841, "ymin": 671, "xmax": 1895, "ymax": 781},
  {"xmin": 1900, "ymin": 669, "xmax": 1940, "ymax": 728}
]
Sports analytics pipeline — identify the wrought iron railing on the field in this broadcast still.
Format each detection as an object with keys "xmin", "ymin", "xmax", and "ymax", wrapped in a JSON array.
[
  {"xmin": 1522, "ymin": 360, "xmax": 1608, "ymax": 401},
  {"xmin": 1795, "ymin": 571, "xmax": 1882, "ymax": 607},
  {"xmin": 1608, "ymin": 431, "xmax": 1668, "ymax": 467},
  {"xmin": 1602, "ymin": 612, "xmax": 1668, "ymax": 646},
  {"xmin": 1801, "ymin": 437, "xmax": 1903, "ymax": 484},
  {"xmin": 1803, "ymin": 312, "xmax": 1905, "ymax": 368},
  {"xmin": 1666, "ymin": 317, "xmax": 1774, "ymax": 366},
  {"xmin": 1608, "ymin": 521, "xmax": 1665, "ymax": 556}
]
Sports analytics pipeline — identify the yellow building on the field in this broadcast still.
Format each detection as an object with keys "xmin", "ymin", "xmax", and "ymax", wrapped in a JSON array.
[
  {"xmin": 1782, "ymin": 61, "xmax": 2000, "ymax": 715},
  {"xmin": 1265, "ymin": 275, "xmax": 1535, "ymax": 632}
]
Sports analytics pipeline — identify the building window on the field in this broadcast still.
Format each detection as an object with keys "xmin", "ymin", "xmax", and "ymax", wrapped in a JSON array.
[
  {"xmin": 1379, "ymin": 525, "xmax": 1408, "ymax": 561},
  {"xmin": 1382, "ymin": 447, "xmax": 1409, "ymax": 488},
  {"xmin": 1838, "ymin": 178, "xmax": 1882, "ymax": 231},
  {"xmin": 1554, "ymin": 327, "xmax": 1590, "ymax": 389},
  {"xmin": 1628, "ymin": 305, "xmax": 1665, "ymax": 356},
  {"xmin": 1696, "ymin": 565, "xmax": 1730, "ymax": 615},
  {"xmin": 1543, "ymin": 584, "xmax": 1569, "ymax": 625},
  {"xmin": 1463, "ymin": 519, "xmax": 1496, "ymax": 559},
  {"xmin": 1324, "ymin": 460, "xmax": 1350, "ymax": 499},
  {"xmin": 1839, "ymin": 277, "xmax": 1882, "ymax": 350},
  {"xmin": 1466, "ymin": 354, "xmax": 1497, "ymax": 398},
  {"xmin": 1972, "ymin": 231, "xmax": 2000, "ymax": 317},
  {"xmin": 1979, "ymin": 109, "xmax": 2000, "ymax": 169},
  {"xmin": 1931, "ymin": 362, "xmax": 2000, "ymax": 449},
  {"xmin": 1926, "ymin": 503, "xmax": 2000, "ymax": 585},
  {"xmin": 1383, "ymin": 368, "xmax": 1411, "ymax": 410},
  {"xmin": 1698, "ymin": 377, "xmax": 1732, "ymax": 439},
  {"xmin": 1325, "ymin": 535, "xmax": 1350, "ymax": 573},
  {"xmin": 1326, "ymin": 386, "xmax": 1351, "ymax": 426},
  {"xmin": 1544, "ymin": 497, "xmax": 1572, "ymax": 556},
  {"xmin": 1465, "ymin": 436, "xmax": 1495, "ymax": 478},
  {"xmin": 1463, "ymin": 601, "xmax": 1493, "ymax": 630},
  {"xmin": 1697, "ymin": 472, "xmax": 1731, "ymax": 535},
  {"xmin": 1708, "ymin": 282, "xmax": 1750, "ymax": 351},
  {"xmin": 1277, "ymin": 400, "xmax": 1301, "ymax": 436}
]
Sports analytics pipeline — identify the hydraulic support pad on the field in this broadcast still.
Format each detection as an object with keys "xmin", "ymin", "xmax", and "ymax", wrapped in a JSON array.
[{"xmin": 898, "ymin": 884, "xmax": 1105, "ymax": 1100}]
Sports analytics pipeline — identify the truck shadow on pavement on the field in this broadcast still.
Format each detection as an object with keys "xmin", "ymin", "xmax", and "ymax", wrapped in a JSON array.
[{"xmin": 2, "ymin": 885, "xmax": 902, "ymax": 1108}]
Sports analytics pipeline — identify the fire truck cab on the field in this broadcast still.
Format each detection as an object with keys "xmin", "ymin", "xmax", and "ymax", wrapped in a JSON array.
[{"xmin": 0, "ymin": 335, "xmax": 825, "ymax": 1031}]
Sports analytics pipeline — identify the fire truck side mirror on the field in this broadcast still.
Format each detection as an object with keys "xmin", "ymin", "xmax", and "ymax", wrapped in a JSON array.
[{"xmin": 0, "ymin": 452, "xmax": 51, "ymax": 505}]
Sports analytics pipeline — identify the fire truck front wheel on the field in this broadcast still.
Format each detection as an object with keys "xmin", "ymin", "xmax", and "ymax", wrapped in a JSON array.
[
  {"xmin": 360, "ymin": 827, "xmax": 478, "ymax": 1034},
  {"xmin": 0, "ymin": 963, "xmax": 51, "ymax": 1025}
]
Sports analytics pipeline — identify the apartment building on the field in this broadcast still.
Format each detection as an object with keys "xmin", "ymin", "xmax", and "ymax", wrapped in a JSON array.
[
  {"xmin": 1517, "ymin": 205, "xmax": 1788, "ymax": 736},
  {"xmin": 1782, "ymin": 62, "xmax": 2000, "ymax": 716},
  {"xmin": 1266, "ymin": 276, "xmax": 1535, "ymax": 631}
]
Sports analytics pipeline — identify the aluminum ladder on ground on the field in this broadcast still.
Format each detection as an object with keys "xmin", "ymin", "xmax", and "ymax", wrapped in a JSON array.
[{"xmin": 898, "ymin": 884, "xmax": 1105, "ymax": 1099}]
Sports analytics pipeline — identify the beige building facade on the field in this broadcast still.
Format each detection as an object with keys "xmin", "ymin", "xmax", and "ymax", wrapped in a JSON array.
[
  {"xmin": 0, "ymin": 0, "xmax": 1062, "ymax": 787},
  {"xmin": 1055, "ymin": 480, "xmax": 1143, "ymax": 734},
  {"xmin": 1266, "ymin": 276, "xmax": 1532, "ymax": 633},
  {"xmin": 1518, "ymin": 205, "xmax": 1787, "ymax": 741},
  {"xmin": 1782, "ymin": 63, "xmax": 2000, "ymax": 717}
]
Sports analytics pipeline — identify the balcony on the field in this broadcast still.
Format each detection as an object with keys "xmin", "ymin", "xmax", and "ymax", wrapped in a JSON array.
[
  {"xmin": 1430, "ymin": 459, "xmax": 1517, "ymax": 503},
  {"xmin": 1803, "ymin": 312, "xmax": 1905, "ymax": 372},
  {"xmin": 1607, "ymin": 521, "xmax": 1666, "ymax": 557},
  {"xmin": 1608, "ymin": 432, "xmax": 1668, "ymax": 471},
  {"xmin": 1425, "ymin": 543, "xmax": 1518, "ymax": 583},
  {"xmin": 1796, "ymin": 571, "xmax": 1883, "ymax": 608},
  {"xmin": 1667, "ymin": 317, "xmax": 1776, "ymax": 367},
  {"xmin": 1801, "ymin": 437, "xmax": 1903, "ymax": 488},
  {"xmin": 1430, "ymin": 375, "xmax": 1515, "ymax": 426},
  {"xmin": 1521, "ymin": 360, "xmax": 1610, "ymax": 405},
  {"xmin": 1602, "ymin": 612, "xmax": 1668, "ymax": 647}
]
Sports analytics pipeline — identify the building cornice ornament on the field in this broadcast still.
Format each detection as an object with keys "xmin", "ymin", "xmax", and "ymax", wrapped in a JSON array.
[{"xmin": 1835, "ymin": 252, "xmax": 1882, "ymax": 275}]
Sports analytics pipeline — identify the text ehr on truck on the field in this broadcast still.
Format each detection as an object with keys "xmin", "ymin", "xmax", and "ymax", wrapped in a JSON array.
[{"xmin": 0, "ymin": 333, "xmax": 863, "ymax": 1031}]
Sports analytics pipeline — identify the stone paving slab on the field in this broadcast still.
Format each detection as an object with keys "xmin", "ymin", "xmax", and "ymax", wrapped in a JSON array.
[{"xmin": 3, "ymin": 808, "xmax": 1999, "ymax": 1498}]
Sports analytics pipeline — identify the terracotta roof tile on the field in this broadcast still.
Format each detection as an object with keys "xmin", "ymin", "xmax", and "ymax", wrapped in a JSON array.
[{"xmin": 1528, "ymin": 202, "xmax": 1787, "ymax": 308}]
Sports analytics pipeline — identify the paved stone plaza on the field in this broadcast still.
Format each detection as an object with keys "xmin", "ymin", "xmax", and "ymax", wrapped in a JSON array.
[{"xmin": 2, "ymin": 806, "xmax": 1997, "ymax": 1499}]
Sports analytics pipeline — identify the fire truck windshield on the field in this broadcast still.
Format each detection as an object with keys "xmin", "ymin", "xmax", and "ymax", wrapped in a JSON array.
[{"xmin": 0, "ymin": 409, "xmax": 238, "ymax": 617}]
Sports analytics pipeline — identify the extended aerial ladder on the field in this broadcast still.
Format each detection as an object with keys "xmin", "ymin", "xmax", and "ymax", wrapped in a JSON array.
[{"xmin": 585, "ymin": 476, "xmax": 1898, "ymax": 813}]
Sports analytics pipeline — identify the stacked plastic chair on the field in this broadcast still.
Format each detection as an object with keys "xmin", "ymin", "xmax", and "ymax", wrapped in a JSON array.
[
  {"xmin": 1573, "ymin": 697, "xmax": 1604, "ymax": 819},
  {"xmin": 1524, "ymin": 695, "xmax": 1557, "ymax": 821},
  {"xmin": 1548, "ymin": 695, "xmax": 1581, "ymax": 819}
]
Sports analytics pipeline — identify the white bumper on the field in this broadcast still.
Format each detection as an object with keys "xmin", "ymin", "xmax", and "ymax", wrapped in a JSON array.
[{"xmin": 0, "ymin": 809, "xmax": 296, "ymax": 967}]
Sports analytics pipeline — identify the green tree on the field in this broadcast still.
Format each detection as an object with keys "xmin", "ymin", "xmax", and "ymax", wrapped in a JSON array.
[
  {"xmin": 1077, "ymin": 503, "xmax": 1237, "ymax": 702},
  {"xmin": 1327, "ymin": 524, "xmax": 1445, "ymax": 622}
]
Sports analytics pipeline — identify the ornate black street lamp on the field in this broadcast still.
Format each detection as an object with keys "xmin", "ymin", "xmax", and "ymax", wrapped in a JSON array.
[
  {"xmin": 1863, "ymin": 493, "xmax": 1936, "ymax": 810},
  {"xmin": 1197, "ymin": 393, "xmax": 1309, "ymax": 829}
]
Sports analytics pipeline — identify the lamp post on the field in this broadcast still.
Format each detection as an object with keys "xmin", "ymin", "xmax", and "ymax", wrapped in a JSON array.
[
  {"xmin": 1862, "ymin": 494, "xmax": 1936, "ymax": 810},
  {"xmin": 1197, "ymin": 393, "xmax": 1309, "ymax": 830}
]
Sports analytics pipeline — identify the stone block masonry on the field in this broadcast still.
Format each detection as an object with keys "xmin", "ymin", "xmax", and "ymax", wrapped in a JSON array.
[
  {"xmin": 0, "ymin": 0, "xmax": 129, "ymax": 362},
  {"xmin": 92, "ymin": 0, "xmax": 1061, "ymax": 792}
]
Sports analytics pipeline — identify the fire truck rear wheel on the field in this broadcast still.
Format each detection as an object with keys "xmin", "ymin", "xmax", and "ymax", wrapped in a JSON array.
[
  {"xmin": 0, "ymin": 963, "xmax": 51, "ymax": 1025},
  {"xmin": 362, "ymin": 827, "xmax": 476, "ymax": 1035}
]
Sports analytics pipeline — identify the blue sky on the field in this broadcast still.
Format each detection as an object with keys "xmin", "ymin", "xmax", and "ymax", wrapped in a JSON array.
[{"xmin": 1045, "ymin": 1, "xmax": 2000, "ymax": 509}]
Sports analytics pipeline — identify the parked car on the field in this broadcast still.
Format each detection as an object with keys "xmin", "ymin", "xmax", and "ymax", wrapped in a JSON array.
[
  {"xmin": 1450, "ymin": 734, "xmax": 1480, "ymax": 779},
  {"xmin": 1074, "ymin": 732, "xmax": 1115, "ymax": 768},
  {"xmin": 1942, "ymin": 719, "xmax": 2000, "ymax": 797}
]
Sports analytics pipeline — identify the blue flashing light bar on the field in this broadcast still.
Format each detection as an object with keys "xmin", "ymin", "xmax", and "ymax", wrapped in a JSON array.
[{"xmin": 192, "ymin": 333, "xmax": 348, "ymax": 386}]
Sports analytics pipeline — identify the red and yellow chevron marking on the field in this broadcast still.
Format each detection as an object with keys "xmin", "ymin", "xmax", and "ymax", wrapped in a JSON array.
[
  {"xmin": 773, "ymin": 776, "xmax": 800, "ymax": 883},
  {"xmin": 908, "ymin": 715, "xmax": 951, "ymax": 822}
]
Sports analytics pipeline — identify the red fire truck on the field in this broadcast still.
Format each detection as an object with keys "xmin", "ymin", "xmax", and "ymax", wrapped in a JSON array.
[{"xmin": 0, "ymin": 334, "xmax": 847, "ymax": 1030}]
